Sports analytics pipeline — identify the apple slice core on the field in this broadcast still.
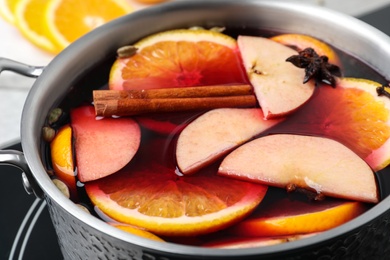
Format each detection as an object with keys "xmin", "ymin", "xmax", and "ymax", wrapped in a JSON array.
[
  {"xmin": 176, "ymin": 108, "xmax": 283, "ymax": 174},
  {"xmin": 218, "ymin": 134, "xmax": 378, "ymax": 203},
  {"xmin": 237, "ymin": 35, "xmax": 315, "ymax": 119}
]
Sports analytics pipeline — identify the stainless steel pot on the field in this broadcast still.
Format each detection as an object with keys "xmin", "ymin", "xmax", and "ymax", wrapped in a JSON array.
[{"xmin": 2, "ymin": 0, "xmax": 390, "ymax": 259}]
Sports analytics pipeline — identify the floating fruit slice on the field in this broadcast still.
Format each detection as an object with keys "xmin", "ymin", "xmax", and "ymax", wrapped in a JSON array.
[
  {"xmin": 111, "ymin": 224, "xmax": 165, "ymax": 242},
  {"xmin": 70, "ymin": 106, "xmax": 141, "ymax": 182},
  {"xmin": 203, "ymin": 233, "xmax": 316, "ymax": 249},
  {"xmin": 228, "ymin": 194, "xmax": 366, "ymax": 237},
  {"xmin": 109, "ymin": 28, "xmax": 248, "ymax": 90},
  {"xmin": 237, "ymin": 35, "xmax": 315, "ymax": 119},
  {"xmin": 43, "ymin": 0, "xmax": 133, "ymax": 50},
  {"xmin": 176, "ymin": 108, "xmax": 283, "ymax": 174},
  {"xmin": 0, "ymin": 0, "xmax": 18, "ymax": 24},
  {"xmin": 276, "ymin": 77, "xmax": 390, "ymax": 171},
  {"xmin": 14, "ymin": 0, "xmax": 59, "ymax": 53},
  {"xmin": 85, "ymin": 137, "xmax": 268, "ymax": 236},
  {"xmin": 270, "ymin": 33, "xmax": 341, "ymax": 66},
  {"xmin": 219, "ymin": 134, "xmax": 378, "ymax": 203},
  {"xmin": 50, "ymin": 124, "xmax": 76, "ymax": 194}
]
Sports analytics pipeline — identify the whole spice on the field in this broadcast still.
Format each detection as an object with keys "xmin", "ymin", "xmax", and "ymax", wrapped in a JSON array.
[
  {"xmin": 286, "ymin": 47, "xmax": 342, "ymax": 87},
  {"xmin": 93, "ymin": 84, "xmax": 256, "ymax": 117},
  {"xmin": 377, "ymin": 84, "xmax": 390, "ymax": 98},
  {"xmin": 48, "ymin": 108, "xmax": 63, "ymax": 125},
  {"xmin": 117, "ymin": 45, "xmax": 138, "ymax": 58},
  {"xmin": 286, "ymin": 183, "xmax": 325, "ymax": 201},
  {"xmin": 42, "ymin": 126, "xmax": 56, "ymax": 142}
]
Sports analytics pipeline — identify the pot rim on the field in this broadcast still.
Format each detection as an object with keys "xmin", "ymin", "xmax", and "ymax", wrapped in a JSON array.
[{"xmin": 20, "ymin": 0, "xmax": 390, "ymax": 257}]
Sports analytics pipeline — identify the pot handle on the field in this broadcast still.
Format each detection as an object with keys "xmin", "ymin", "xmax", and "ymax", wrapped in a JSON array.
[
  {"xmin": 0, "ymin": 57, "xmax": 44, "ymax": 77},
  {"xmin": 0, "ymin": 58, "xmax": 45, "ymax": 198},
  {"xmin": 0, "ymin": 150, "xmax": 43, "ymax": 198}
]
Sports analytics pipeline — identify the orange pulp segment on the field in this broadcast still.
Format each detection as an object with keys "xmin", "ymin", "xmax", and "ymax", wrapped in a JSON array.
[
  {"xmin": 109, "ymin": 29, "xmax": 248, "ymax": 90},
  {"xmin": 44, "ymin": 0, "xmax": 133, "ymax": 50}
]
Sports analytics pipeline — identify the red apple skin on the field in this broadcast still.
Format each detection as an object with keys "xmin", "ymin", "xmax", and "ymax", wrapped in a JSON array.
[
  {"xmin": 71, "ymin": 106, "xmax": 141, "ymax": 182},
  {"xmin": 218, "ymin": 134, "xmax": 378, "ymax": 203},
  {"xmin": 176, "ymin": 108, "xmax": 283, "ymax": 175},
  {"xmin": 238, "ymin": 35, "xmax": 315, "ymax": 119}
]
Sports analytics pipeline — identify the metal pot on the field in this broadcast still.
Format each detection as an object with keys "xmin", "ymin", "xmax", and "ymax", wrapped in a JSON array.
[{"xmin": 2, "ymin": 0, "xmax": 390, "ymax": 259}]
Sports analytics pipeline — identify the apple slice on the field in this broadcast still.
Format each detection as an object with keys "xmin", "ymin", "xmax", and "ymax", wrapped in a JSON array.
[
  {"xmin": 237, "ymin": 35, "xmax": 315, "ymax": 119},
  {"xmin": 218, "ymin": 134, "xmax": 378, "ymax": 203},
  {"xmin": 176, "ymin": 108, "xmax": 283, "ymax": 174},
  {"xmin": 71, "ymin": 106, "xmax": 141, "ymax": 182}
]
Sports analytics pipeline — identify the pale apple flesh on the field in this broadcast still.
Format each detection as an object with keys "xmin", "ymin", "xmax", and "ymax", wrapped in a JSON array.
[
  {"xmin": 218, "ymin": 134, "xmax": 378, "ymax": 203},
  {"xmin": 176, "ymin": 108, "xmax": 283, "ymax": 175},
  {"xmin": 71, "ymin": 106, "xmax": 141, "ymax": 182},
  {"xmin": 237, "ymin": 35, "xmax": 316, "ymax": 119}
]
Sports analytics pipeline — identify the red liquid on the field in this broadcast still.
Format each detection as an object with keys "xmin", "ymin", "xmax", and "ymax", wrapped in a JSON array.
[{"xmin": 42, "ymin": 28, "xmax": 388, "ymax": 247}]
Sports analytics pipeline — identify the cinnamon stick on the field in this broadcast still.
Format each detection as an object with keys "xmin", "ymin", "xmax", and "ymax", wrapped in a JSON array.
[
  {"xmin": 94, "ymin": 84, "xmax": 253, "ymax": 100},
  {"xmin": 93, "ymin": 85, "xmax": 257, "ymax": 117}
]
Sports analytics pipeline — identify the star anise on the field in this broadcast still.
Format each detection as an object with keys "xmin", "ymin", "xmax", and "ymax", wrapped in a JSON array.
[
  {"xmin": 377, "ymin": 84, "xmax": 390, "ymax": 99},
  {"xmin": 286, "ymin": 47, "xmax": 342, "ymax": 87}
]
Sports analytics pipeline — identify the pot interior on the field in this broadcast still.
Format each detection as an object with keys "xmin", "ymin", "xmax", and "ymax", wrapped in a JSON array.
[{"xmin": 20, "ymin": 0, "xmax": 390, "ymax": 257}]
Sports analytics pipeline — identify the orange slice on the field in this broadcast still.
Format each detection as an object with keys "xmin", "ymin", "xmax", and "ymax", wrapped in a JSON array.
[
  {"xmin": 270, "ymin": 33, "xmax": 341, "ymax": 66},
  {"xmin": 0, "ymin": 0, "xmax": 19, "ymax": 24},
  {"xmin": 204, "ymin": 233, "xmax": 316, "ymax": 249},
  {"xmin": 228, "ymin": 194, "xmax": 367, "ymax": 237},
  {"xmin": 111, "ymin": 224, "xmax": 165, "ymax": 242},
  {"xmin": 275, "ymin": 77, "xmax": 390, "ymax": 171},
  {"xmin": 109, "ymin": 29, "xmax": 248, "ymax": 90},
  {"xmin": 13, "ymin": 0, "xmax": 59, "ymax": 53},
  {"xmin": 85, "ymin": 139, "xmax": 268, "ymax": 237},
  {"xmin": 43, "ymin": 0, "xmax": 133, "ymax": 50},
  {"xmin": 50, "ymin": 125, "xmax": 76, "ymax": 195}
]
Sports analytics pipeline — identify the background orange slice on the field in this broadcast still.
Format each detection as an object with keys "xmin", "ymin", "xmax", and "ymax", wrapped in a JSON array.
[
  {"xmin": 44, "ymin": 0, "xmax": 133, "ymax": 50},
  {"xmin": 0, "ymin": 0, "xmax": 19, "ymax": 24},
  {"xmin": 14, "ymin": 0, "xmax": 59, "ymax": 53}
]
